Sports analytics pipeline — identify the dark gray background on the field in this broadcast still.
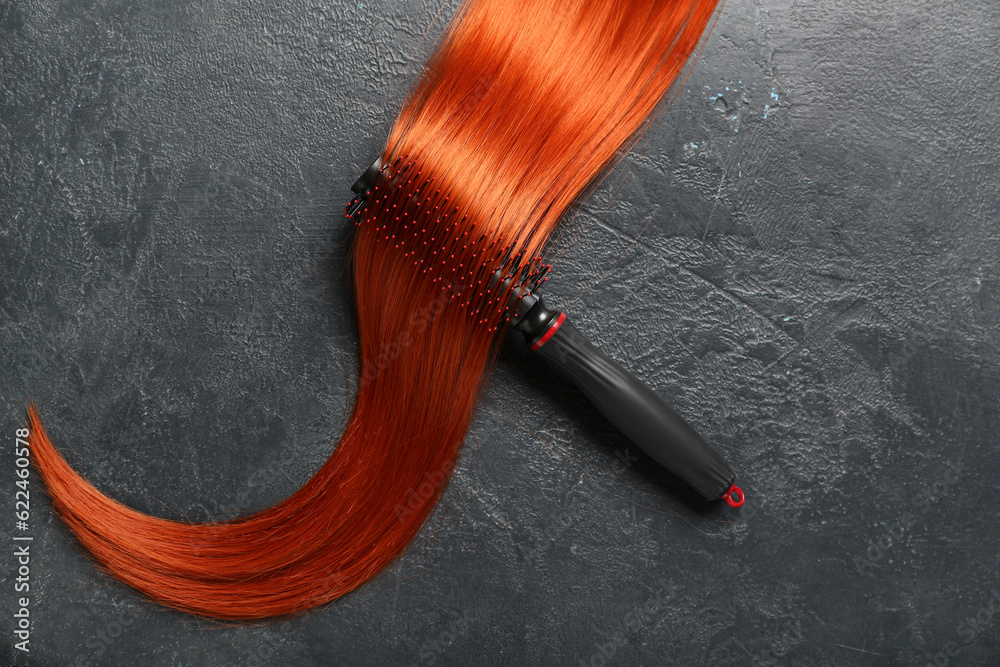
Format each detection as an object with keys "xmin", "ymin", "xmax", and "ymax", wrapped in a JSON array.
[{"xmin": 2, "ymin": 0, "xmax": 999, "ymax": 665}]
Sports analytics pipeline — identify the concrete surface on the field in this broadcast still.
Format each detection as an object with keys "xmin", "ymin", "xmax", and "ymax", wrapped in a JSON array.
[{"xmin": 1, "ymin": 0, "xmax": 998, "ymax": 665}]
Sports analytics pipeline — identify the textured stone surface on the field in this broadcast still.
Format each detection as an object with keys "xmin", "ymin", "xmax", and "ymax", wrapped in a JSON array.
[{"xmin": 2, "ymin": 0, "xmax": 999, "ymax": 665}]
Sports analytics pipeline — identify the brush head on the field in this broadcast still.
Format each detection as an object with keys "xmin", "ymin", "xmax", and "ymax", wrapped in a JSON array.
[
  {"xmin": 346, "ymin": 157, "xmax": 552, "ymax": 334},
  {"xmin": 345, "ymin": 157, "xmax": 385, "ymax": 220}
]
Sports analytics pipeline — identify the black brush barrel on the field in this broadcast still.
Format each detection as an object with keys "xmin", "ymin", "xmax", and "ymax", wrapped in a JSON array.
[{"xmin": 531, "ymin": 317, "xmax": 737, "ymax": 502}]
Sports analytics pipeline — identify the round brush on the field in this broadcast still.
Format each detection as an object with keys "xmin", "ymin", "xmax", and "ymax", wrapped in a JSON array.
[{"xmin": 349, "ymin": 160, "xmax": 745, "ymax": 508}]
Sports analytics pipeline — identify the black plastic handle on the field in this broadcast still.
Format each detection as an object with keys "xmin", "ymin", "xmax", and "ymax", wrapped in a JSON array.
[{"xmin": 525, "ymin": 309, "xmax": 742, "ymax": 505}]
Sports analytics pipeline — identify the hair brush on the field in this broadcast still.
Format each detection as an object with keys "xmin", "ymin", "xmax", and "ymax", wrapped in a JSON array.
[{"xmin": 349, "ymin": 158, "xmax": 745, "ymax": 507}]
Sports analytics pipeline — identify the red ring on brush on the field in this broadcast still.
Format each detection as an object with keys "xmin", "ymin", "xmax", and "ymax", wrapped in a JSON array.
[
  {"xmin": 529, "ymin": 312, "xmax": 566, "ymax": 351},
  {"xmin": 723, "ymin": 483, "xmax": 745, "ymax": 508}
]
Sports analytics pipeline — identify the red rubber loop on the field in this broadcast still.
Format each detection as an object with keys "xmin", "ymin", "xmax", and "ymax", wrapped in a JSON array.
[
  {"xmin": 530, "ymin": 312, "xmax": 566, "ymax": 351},
  {"xmin": 723, "ymin": 483, "xmax": 745, "ymax": 508}
]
